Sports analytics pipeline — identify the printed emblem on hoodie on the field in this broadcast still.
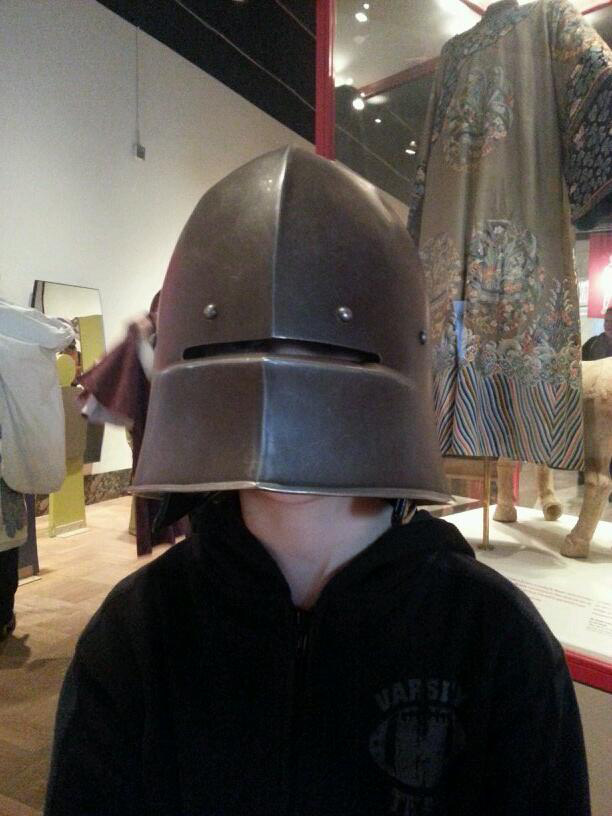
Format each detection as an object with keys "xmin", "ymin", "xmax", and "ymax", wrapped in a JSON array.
[{"xmin": 370, "ymin": 678, "xmax": 465, "ymax": 815}]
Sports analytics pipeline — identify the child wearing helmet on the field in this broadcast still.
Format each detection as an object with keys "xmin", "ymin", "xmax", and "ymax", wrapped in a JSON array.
[{"xmin": 45, "ymin": 148, "xmax": 589, "ymax": 816}]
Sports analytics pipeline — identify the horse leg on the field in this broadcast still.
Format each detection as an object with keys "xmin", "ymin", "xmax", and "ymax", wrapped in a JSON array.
[
  {"xmin": 493, "ymin": 458, "xmax": 518, "ymax": 522},
  {"xmin": 536, "ymin": 464, "xmax": 562, "ymax": 521},
  {"xmin": 562, "ymin": 401, "xmax": 612, "ymax": 558}
]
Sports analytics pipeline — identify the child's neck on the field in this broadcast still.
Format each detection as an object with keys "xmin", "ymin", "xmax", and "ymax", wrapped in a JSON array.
[{"xmin": 239, "ymin": 490, "xmax": 392, "ymax": 609}]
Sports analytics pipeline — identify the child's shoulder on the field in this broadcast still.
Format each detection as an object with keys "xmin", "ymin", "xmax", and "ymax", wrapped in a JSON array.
[
  {"xmin": 79, "ymin": 538, "xmax": 196, "ymax": 640},
  {"xmin": 411, "ymin": 511, "xmax": 561, "ymax": 650}
]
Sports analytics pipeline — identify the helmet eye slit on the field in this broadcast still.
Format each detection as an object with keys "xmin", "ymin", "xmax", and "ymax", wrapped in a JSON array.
[{"xmin": 183, "ymin": 339, "xmax": 380, "ymax": 365}]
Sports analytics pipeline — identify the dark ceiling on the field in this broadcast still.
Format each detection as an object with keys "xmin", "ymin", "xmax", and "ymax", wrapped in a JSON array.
[{"xmin": 96, "ymin": 0, "xmax": 316, "ymax": 142}]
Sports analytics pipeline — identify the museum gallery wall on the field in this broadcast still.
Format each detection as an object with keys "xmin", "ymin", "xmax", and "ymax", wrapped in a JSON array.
[{"xmin": 0, "ymin": 0, "xmax": 311, "ymax": 476}]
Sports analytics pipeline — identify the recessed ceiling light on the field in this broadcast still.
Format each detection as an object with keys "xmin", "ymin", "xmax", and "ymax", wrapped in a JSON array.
[
  {"xmin": 409, "ymin": 140, "xmax": 417, "ymax": 148},
  {"xmin": 363, "ymin": 3, "xmax": 370, "ymax": 8},
  {"xmin": 355, "ymin": 11, "xmax": 368, "ymax": 22},
  {"xmin": 352, "ymin": 97, "xmax": 365, "ymax": 110},
  {"xmin": 374, "ymin": 117, "xmax": 382, "ymax": 123},
  {"xmin": 360, "ymin": 91, "xmax": 366, "ymax": 97}
]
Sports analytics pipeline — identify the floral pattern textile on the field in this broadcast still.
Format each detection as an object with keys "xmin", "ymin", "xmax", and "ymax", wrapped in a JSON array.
[
  {"xmin": 550, "ymin": 0, "xmax": 612, "ymax": 220},
  {"xmin": 426, "ymin": 226, "xmax": 581, "ymax": 392},
  {"xmin": 431, "ymin": 3, "xmax": 532, "ymax": 145},
  {"xmin": 462, "ymin": 280, "xmax": 581, "ymax": 390},
  {"xmin": 551, "ymin": 0, "xmax": 600, "ymax": 61},
  {"xmin": 465, "ymin": 221, "xmax": 541, "ymax": 337},
  {"xmin": 408, "ymin": 0, "xmax": 611, "ymax": 468},
  {"xmin": 442, "ymin": 66, "xmax": 514, "ymax": 169},
  {"xmin": 566, "ymin": 84, "xmax": 612, "ymax": 221},
  {"xmin": 420, "ymin": 234, "xmax": 463, "ymax": 338}
]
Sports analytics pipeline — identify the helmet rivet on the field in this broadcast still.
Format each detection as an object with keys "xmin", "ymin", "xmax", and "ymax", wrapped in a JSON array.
[
  {"xmin": 203, "ymin": 303, "xmax": 218, "ymax": 319},
  {"xmin": 336, "ymin": 306, "xmax": 353, "ymax": 322},
  {"xmin": 419, "ymin": 330, "xmax": 427, "ymax": 345}
]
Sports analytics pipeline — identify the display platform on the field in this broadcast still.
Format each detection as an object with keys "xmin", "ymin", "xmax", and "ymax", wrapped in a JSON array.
[{"xmin": 450, "ymin": 506, "xmax": 612, "ymax": 692}]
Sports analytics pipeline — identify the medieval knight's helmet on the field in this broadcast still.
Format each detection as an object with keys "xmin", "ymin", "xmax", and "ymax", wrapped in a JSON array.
[{"xmin": 133, "ymin": 147, "xmax": 449, "ymax": 503}]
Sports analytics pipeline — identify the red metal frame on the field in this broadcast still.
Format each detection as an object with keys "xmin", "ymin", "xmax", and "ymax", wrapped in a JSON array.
[
  {"xmin": 458, "ymin": 0, "xmax": 485, "ymax": 14},
  {"xmin": 582, "ymin": 1, "xmax": 612, "ymax": 14},
  {"xmin": 315, "ymin": 0, "xmax": 336, "ymax": 159},
  {"xmin": 565, "ymin": 651, "xmax": 612, "ymax": 693}
]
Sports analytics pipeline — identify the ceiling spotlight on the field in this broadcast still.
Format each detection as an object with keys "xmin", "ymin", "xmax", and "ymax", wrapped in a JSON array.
[
  {"xmin": 363, "ymin": 2, "xmax": 370, "ymax": 8},
  {"xmin": 405, "ymin": 148, "xmax": 416, "ymax": 155},
  {"xmin": 352, "ymin": 97, "xmax": 365, "ymax": 110},
  {"xmin": 360, "ymin": 91, "xmax": 366, "ymax": 97},
  {"xmin": 409, "ymin": 140, "xmax": 417, "ymax": 148},
  {"xmin": 355, "ymin": 11, "xmax": 368, "ymax": 22},
  {"xmin": 374, "ymin": 117, "xmax": 382, "ymax": 123}
]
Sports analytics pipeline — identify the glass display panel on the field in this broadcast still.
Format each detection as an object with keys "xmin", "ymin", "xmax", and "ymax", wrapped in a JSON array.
[{"xmin": 332, "ymin": 0, "xmax": 612, "ymax": 211}]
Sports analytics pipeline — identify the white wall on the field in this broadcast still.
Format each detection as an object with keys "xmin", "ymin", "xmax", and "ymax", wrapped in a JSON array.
[{"xmin": 0, "ymin": 0, "xmax": 310, "ymax": 473}]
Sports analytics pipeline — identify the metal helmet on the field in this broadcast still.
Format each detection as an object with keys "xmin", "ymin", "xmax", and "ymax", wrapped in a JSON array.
[{"xmin": 133, "ymin": 147, "xmax": 449, "ymax": 503}]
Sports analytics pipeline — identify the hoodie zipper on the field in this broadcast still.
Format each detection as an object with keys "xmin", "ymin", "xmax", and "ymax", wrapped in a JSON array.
[{"xmin": 287, "ymin": 608, "xmax": 312, "ymax": 816}]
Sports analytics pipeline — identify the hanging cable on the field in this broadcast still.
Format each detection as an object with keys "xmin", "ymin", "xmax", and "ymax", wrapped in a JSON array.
[
  {"xmin": 171, "ymin": 0, "xmax": 315, "ymax": 112},
  {"xmin": 134, "ymin": 26, "xmax": 145, "ymax": 159}
]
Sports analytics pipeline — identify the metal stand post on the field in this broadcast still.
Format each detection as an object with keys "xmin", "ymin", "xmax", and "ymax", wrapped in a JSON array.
[{"xmin": 479, "ymin": 458, "xmax": 494, "ymax": 550}]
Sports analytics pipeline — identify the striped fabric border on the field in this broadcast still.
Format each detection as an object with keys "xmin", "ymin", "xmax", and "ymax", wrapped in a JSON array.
[{"xmin": 433, "ymin": 363, "xmax": 584, "ymax": 470}]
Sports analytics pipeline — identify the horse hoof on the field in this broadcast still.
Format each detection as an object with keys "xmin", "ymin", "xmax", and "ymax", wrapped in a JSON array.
[
  {"xmin": 561, "ymin": 534, "xmax": 589, "ymax": 558},
  {"xmin": 542, "ymin": 500, "xmax": 562, "ymax": 521},
  {"xmin": 493, "ymin": 504, "xmax": 517, "ymax": 523}
]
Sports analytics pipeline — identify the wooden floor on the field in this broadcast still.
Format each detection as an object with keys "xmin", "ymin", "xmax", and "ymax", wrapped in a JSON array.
[
  {"xmin": 0, "ymin": 498, "xmax": 170, "ymax": 815},
  {"xmin": 0, "ymin": 484, "xmax": 609, "ymax": 815}
]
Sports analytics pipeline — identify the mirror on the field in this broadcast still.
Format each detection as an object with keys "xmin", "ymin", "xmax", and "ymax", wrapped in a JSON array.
[{"xmin": 31, "ymin": 281, "xmax": 102, "ymax": 323}]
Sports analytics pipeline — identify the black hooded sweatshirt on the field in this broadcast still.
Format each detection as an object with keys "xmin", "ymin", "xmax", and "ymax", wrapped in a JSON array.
[{"xmin": 45, "ymin": 494, "xmax": 590, "ymax": 816}]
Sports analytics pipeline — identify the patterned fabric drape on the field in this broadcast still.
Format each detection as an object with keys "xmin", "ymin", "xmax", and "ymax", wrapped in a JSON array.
[{"xmin": 409, "ymin": 0, "xmax": 611, "ymax": 469}]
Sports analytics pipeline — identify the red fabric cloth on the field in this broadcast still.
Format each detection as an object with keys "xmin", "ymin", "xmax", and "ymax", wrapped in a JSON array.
[
  {"xmin": 79, "ymin": 323, "xmax": 150, "ymax": 465},
  {"xmin": 78, "ymin": 320, "xmax": 187, "ymax": 554}
]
